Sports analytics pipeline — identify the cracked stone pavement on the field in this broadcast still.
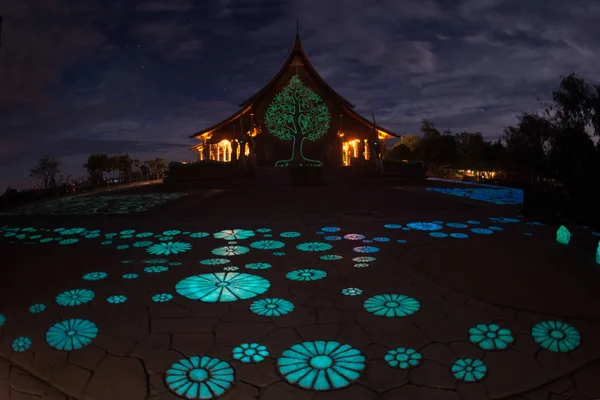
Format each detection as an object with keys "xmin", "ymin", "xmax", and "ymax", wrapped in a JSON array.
[{"xmin": 0, "ymin": 183, "xmax": 599, "ymax": 400}]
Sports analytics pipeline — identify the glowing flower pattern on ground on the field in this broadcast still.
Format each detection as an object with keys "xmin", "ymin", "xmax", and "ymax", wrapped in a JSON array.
[
  {"xmin": 321, "ymin": 227, "xmax": 341, "ymax": 232},
  {"xmin": 211, "ymin": 245, "xmax": 250, "ymax": 256},
  {"xmin": 199, "ymin": 259, "xmax": 230, "ymax": 266},
  {"xmin": 250, "ymin": 240, "xmax": 285, "ymax": 250},
  {"xmin": 278, "ymin": 341, "xmax": 366, "ymax": 390},
  {"xmin": 450, "ymin": 233, "xmax": 469, "ymax": 239},
  {"xmin": 176, "ymin": 272, "xmax": 270, "ymax": 302},
  {"xmin": 341, "ymin": 288, "xmax": 363, "ymax": 296},
  {"xmin": 123, "ymin": 273, "xmax": 139, "ymax": 279},
  {"xmin": 384, "ymin": 224, "xmax": 402, "ymax": 229},
  {"xmin": 352, "ymin": 256, "xmax": 376, "ymax": 262},
  {"xmin": 232, "ymin": 343, "xmax": 269, "ymax": 363},
  {"xmin": 190, "ymin": 232, "xmax": 209, "ymax": 238},
  {"xmin": 384, "ymin": 348, "xmax": 422, "ymax": 369},
  {"xmin": 245, "ymin": 262, "xmax": 271, "ymax": 270},
  {"xmin": 531, "ymin": 320, "xmax": 581, "ymax": 352},
  {"xmin": 133, "ymin": 241, "xmax": 153, "ymax": 248},
  {"xmin": 343, "ymin": 233, "xmax": 365, "ymax": 240},
  {"xmin": 152, "ymin": 293, "xmax": 173, "ymax": 303},
  {"xmin": 406, "ymin": 222, "xmax": 443, "ymax": 231},
  {"xmin": 286, "ymin": 269, "xmax": 327, "ymax": 282},
  {"xmin": 353, "ymin": 246, "xmax": 379, "ymax": 253},
  {"xmin": 136, "ymin": 232, "xmax": 154, "ymax": 238},
  {"xmin": 324, "ymin": 235, "xmax": 342, "ymax": 241},
  {"xmin": 319, "ymin": 254, "xmax": 342, "ymax": 261},
  {"xmin": 469, "ymin": 324, "xmax": 514, "ymax": 350},
  {"xmin": 0, "ymin": 314, "xmax": 5, "ymax": 327},
  {"xmin": 353, "ymin": 263, "xmax": 370, "ymax": 268},
  {"xmin": 82, "ymin": 271, "xmax": 107, "ymax": 281},
  {"xmin": 106, "ymin": 295, "xmax": 127, "ymax": 304},
  {"xmin": 12, "ymin": 337, "xmax": 32, "ymax": 352},
  {"xmin": 29, "ymin": 303, "xmax": 46, "ymax": 314},
  {"xmin": 364, "ymin": 294, "xmax": 420, "ymax": 317},
  {"xmin": 250, "ymin": 298, "xmax": 294, "ymax": 316},
  {"xmin": 296, "ymin": 242, "xmax": 332, "ymax": 252},
  {"xmin": 146, "ymin": 241, "xmax": 192, "ymax": 256},
  {"xmin": 451, "ymin": 358, "xmax": 487, "ymax": 382},
  {"xmin": 58, "ymin": 238, "xmax": 79, "ymax": 245},
  {"xmin": 213, "ymin": 229, "xmax": 255, "ymax": 240},
  {"xmin": 46, "ymin": 319, "xmax": 98, "ymax": 351},
  {"xmin": 471, "ymin": 228, "xmax": 494, "ymax": 235},
  {"xmin": 165, "ymin": 356, "xmax": 235, "ymax": 399},
  {"xmin": 280, "ymin": 231, "xmax": 301, "ymax": 238},
  {"xmin": 223, "ymin": 266, "xmax": 239, "ymax": 271},
  {"xmin": 56, "ymin": 289, "xmax": 95, "ymax": 307},
  {"xmin": 144, "ymin": 266, "xmax": 169, "ymax": 273},
  {"xmin": 446, "ymin": 223, "xmax": 468, "ymax": 228}
]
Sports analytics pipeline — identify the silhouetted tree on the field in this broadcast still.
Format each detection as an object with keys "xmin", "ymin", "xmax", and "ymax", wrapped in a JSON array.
[
  {"xmin": 84, "ymin": 153, "xmax": 113, "ymax": 186},
  {"xmin": 30, "ymin": 156, "xmax": 60, "ymax": 189},
  {"xmin": 415, "ymin": 120, "xmax": 457, "ymax": 170},
  {"xmin": 386, "ymin": 144, "xmax": 413, "ymax": 161},
  {"xmin": 399, "ymin": 134, "xmax": 421, "ymax": 152}
]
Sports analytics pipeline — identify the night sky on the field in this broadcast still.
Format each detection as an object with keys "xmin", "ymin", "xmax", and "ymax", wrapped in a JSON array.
[{"xmin": 1, "ymin": 0, "xmax": 599, "ymax": 189}]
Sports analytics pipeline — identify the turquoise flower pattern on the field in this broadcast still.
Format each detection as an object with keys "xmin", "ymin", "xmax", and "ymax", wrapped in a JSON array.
[
  {"xmin": 245, "ymin": 262, "xmax": 271, "ymax": 270},
  {"xmin": 146, "ymin": 241, "xmax": 192, "ymax": 256},
  {"xmin": 213, "ymin": 229, "xmax": 255, "ymax": 240},
  {"xmin": 364, "ymin": 294, "xmax": 420, "ymax": 317},
  {"xmin": 286, "ymin": 269, "xmax": 327, "ymax": 282},
  {"xmin": 133, "ymin": 241, "xmax": 153, "ymax": 248},
  {"xmin": 278, "ymin": 341, "xmax": 366, "ymax": 390},
  {"xmin": 0, "ymin": 314, "xmax": 5, "ymax": 327},
  {"xmin": 46, "ymin": 319, "xmax": 98, "ymax": 351},
  {"xmin": 176, "ymin": 272, "xmax": 271, "ymax": 302},
  {"xmin": 469, "ymin": 324, "xmax": 514, "ymax": 350},
  {"xmin": 232, "ymin": 343, "xmax": 269, "ymax": 363},
  {"xmin": 199, "ymin": 258, "xmax": 230, "ymax": 265},
  {"xmin": 352, "ymin": 256, "xmax": 376, "ymax": 263},
  {"xmin": 189, "ymin": 232, "xmax": 209, "ymax": 238},
  {"xmin": 451, "ymin": 358, "xmax": 487, "ymax": 382},
  {"xmin": 531, "ymin": 320, "xmax": 581, "ymax": 352},
  {"xmin": 250, "ymin": 240, "xmax": 285, "ymax": 250},
  {"xmin": 280, "ymin": 231, "xmax": 301, "ymax": 238},
  {"xmin": 82, "ymin": 271, "xmax": 107, "ymax": 281},
  {"xmin": 29, "ymin": 303, "xmax": 46, "ymax": 314},
  {"xmin": 296, "ymin": 242, "xmax": 332, "ymax": 252},
  {"xmin": 12, "ymin": 336, "xmax": 32, "ymax": 352},
  {"xmin": 211, "ymin": 245, "xmax": 250, "ymax": 256},
  {"xmin": 106, "ymin": 295, "xmax": 127, "ymax": 304},
  {"xmin": 152, "ymin": 293, "xmax": 173, "ymax": 303},
  {"xmin": 341, "ymin": 288, "xmax": 363, "ymax": 296},
  {"xmin": 384, "ymin": 348, "xmax": 422, "ymax": 369},
  {"xmin": 353, "ymin": 246, "xmax": 379, "ymax": 253},
  {"xmin": 319, "ymin": 254, "xmax": 342, "ymax": 261},
  {"xmin": 165, "ymin": 356, "xmax": 234, "ymax": 399},
  {"xmin": 56, "ymin": 289, "xmax": 95, "ymax": 307},
  {"xmin": 144, "ymin": 266, "xmax": 169, "ymax": 273},
  {"xmin": 250, "ymin": 298, "xmax": 294, "ymax": 317},
  {"xmin": 343, "ymin": 233, "xmax": 365, "ymax": 240},
  {"xmin": 122, "ymin": 273, "xmax": 139, "ymax": 279}
]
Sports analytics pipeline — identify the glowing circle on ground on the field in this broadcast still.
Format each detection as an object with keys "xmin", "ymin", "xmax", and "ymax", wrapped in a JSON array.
[
  {"xmin": 353, "ymin": 246, "xmax": 379, "ymax": 253},
  {"xmin": 232, "ymin": 343, "xmax": 269, "ymax": 363},
  {"xmin": 136, "ymin": 232, "xmax": 154, "ymax": 238},
  {"xmin": 384, "ymin": 348, "xmax": 422, "ymax": 369},
  {"xmin": 146, "ymin": 242, "xmax": 192, "ymax": 256},
  {"xmin": 200, "ymin": 258, "xmax": 230, "ymax": 265},
  {"xmin": 46, "ymin": 319, "xmax": 98, "ymax": 351},
  {"xmin": 429, "ymin": 232, "xmax": 448, "ymax": 238},
  {"xmin": 245, "ymin": 262, "xmax": 271, "ymax": 270},
  {"xmin": 0, "ymin": 314, "xmax": 5, "ymax": 327},
  {"xmin": 446, "ymin": 223, "xmax": 468, "ymax": 228},
  {"xmin": 341, "ymin": 288, "xmax": 363, "ymax": 296},
  {"xmin": 133, "ymin": 241, "xmax": 153, "ymax": 248},
  {"xmin": 145, "ymin": 258, "xmax": 169, "ymax": 264},
  {"xmin": 488, "ymin": 226, "xmax": 503, "ymax": 231},
  {"xmin": 319, "ymin": 254, "xmax": 342, "ymax": 261},
  {"xmin": 250, "ymin": 298, "xmax": 294, "ymax": 317},
  {"xmin": 165, "ymin": 356, "xmax": 235, "ymax": 399},
  {"xmin": 152, "ymin": 293, "xmax": 173, "ymax": 303},
  {"xmin": 286, "ymin": 269, "xmax": 327, "ymax": 282},
  {"xmin": 296, "ymin": 242, "xmax": 332, "ymax": 252},
  {"xmin": 364, "ymin": 294, "xmax": 420, "ymax": 317},
  {"xmin": 451, "ymin": 358, "xmax": 487, "ymax": 382},
  {"xmin": 280, "ymin": 231, "xmax": 301, "ymax": 238},
  {"xmin": 397, "ymin": 239, "xmax": 407, "ymax": 243},
  {"xmin": 117, "ymin": 245, "xmax": 130, "ymax": 250},
  {"xmin": 324, "ymin": 236, "xmax": 342, "ymax": 241},
  {"xmin": 82, "ymin": 272, "xmax": 107, "ymax": 281},
  {"xmin": 12, "ymin": 337, "xmax": 32, "ymax": 352},
  {"xmin": 176, "ymin": 272, "xmax": 270, "ymax": 302},
  {"xmin": 106, "ymin": 295, "xmax": 127, "ymax": 304},
  {"xmin": 123, "ymin": 273, "xmax": 139, "ymax": 279},
  {"xmin": 469, "ymin": 324, "xmax": 514, "ymax": 350},
  {"xmin": 273, "ymin": 252, "xmax": 285, "ymax": 256},
  {"xmin": 471, "ymin": 228, "xmax": 494, "ymax": 235},
  {"xmin": 278, "ymin": 341, "xmax": 366, "ymax": 391},
  {"xmin": 406, "ymin": 222, "xmax": 443, "ymax": 231},
  {"xmin": 343, "ymin": 234, "xmax": 365, "ymax": 240},
  {"xmin": 144, "ymin": 266, "xmax": 169, "ymax": 273},
  {"xmin": 250, "ymin": 240, "xmax": 285, "ymax": 250},
  {"xmin": 531, "ymin": 321, "xmax": 581, "ymax": 352},
  {"xmin": 450, "ymin": 233, "xmax": 469, "ymax": 239},
  {"xmin": 214, "ymin": 229, "xmax": 255, "ymax": 240},
  {"xmin": 56, "ymin": 289, "xmax": 95, "ymax": 307},
  {"xmin": 353, "ymin": 263, "xmax": 370, "ymax": 268},
  {"xmin": 29, "ymin": 304, "xmax": 46, "ymax": 314},
  {"xmin": 321, "ymin": 227, "xmax": 341, "ymax": 232},
  {"xmin": 384, "ymin": 224, "xmax": 402, "ymax": 229},
  {"xmin": 212, "ymin": 246, "xmax": 250, "ymax": 256},
  {"xmin": 372, "ymin": 237, "xmax": 390, "ymax": 242},
  {"xmin": 58, "ymin": 238, "xmax": 79, "ymax": 245},
  {"xmin": 223, "ymin": 266, "xmax": 239, "ymax": 271},
  {"xmin": 189, "ymin": 232, "xmax": 209, "ymax": 238}
]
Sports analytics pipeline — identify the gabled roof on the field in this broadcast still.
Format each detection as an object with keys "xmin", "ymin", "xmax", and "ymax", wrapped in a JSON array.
[
  {"xmin": 189, "ymin": 106, "xmax": 251, "ymax": 139},
  {"xmin": 342, "ymin": 106, "xmax": 400, "ymax": 138}
]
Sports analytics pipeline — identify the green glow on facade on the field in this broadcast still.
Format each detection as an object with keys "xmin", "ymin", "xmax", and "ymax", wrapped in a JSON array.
[
  {"xmin": 278, "ymin": 341, "xmax": 365, "ymax": 390},
  {"xmin": 451, "ymin": 358, "xmax": 487, "ymax": 382},
  {"xmin": 232, "ymin": 343, "xmax": 269, "ymax": 363},
  {"xmin": 364, "ymin": 294, "xmax": 420, "ymax": 317},
  {"xmin": 531, "ymin": 320, "xmax": 581, "ymax": 352},
  {"xmin": 250, "ymin": 298, "xmax": 294, "ymax": 316},
  {"xmin": 176, "ymin": 272, "xmax": 271, "ymax": 302},
  {"xmin": 469, "ymin": 324, "xmax": 514, "ymax": 350},
  {"xmin": 384, "ymin": 348, "xmax": 422, "ymax": 369},
  {"xmin": 46, "ymin": 319, "xmax": 98, "ymax": 351},
  {"xmin": 165, "ymin": 356, "xmax": 235, "ymax": 399},
  {"xmin": 264, "ymin": 75, "xmax": 331, "ymax": 167}
]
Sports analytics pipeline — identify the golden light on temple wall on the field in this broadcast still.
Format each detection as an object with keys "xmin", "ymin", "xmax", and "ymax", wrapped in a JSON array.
[
  {"xmin": 342, "ymin": 139, "xmax": 360, "ymax": 166},
  {"xmin": 337, "ymin": 131, "xmax": 345, "ymax": 138},
  {"xmin": 377, "ymin": 129, "xmax": 390, "ymax": 140}
]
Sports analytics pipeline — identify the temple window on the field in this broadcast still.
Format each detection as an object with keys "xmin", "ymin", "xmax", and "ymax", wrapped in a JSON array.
[{"xmin": 342, "ymin": 139, "xmax": 360, "ymax": 166}]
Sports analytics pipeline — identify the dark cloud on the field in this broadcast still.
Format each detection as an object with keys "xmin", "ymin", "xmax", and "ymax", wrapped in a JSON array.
[{"xmin": 1, "ymin": 0, "xmax": 599, "ymax": 188}]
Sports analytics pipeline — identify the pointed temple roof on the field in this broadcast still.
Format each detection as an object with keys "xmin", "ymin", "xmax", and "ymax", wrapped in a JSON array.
[{"xmin": 190, "ymin": 33, "xmax": 398, "ymax": 139}]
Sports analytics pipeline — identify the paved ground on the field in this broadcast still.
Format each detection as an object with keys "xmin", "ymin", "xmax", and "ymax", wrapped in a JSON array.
[{"xmin": 0, "ymin": 181, "xmax": 599, "ymax": 400}]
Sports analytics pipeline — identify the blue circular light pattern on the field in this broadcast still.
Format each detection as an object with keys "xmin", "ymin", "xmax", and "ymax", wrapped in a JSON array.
[
  {"xmin": 152, "ymin": 293, "xmax": 173, "ymax": 303},
  {"xmin": 397, "ymin": 239, "xmax": 407, "ymax": 243},
  {"xmin": 319, "ymin": 254, "xmax": 342, "ymax": 261},
  {"xmin": 106, "ymin": 295, "xmax": 127, "ymax": 304},
  {"xmin": 353, "ymin": 246, "xmax": 379, "ymax": 253},
  {"xmin": 123, "ymin": 273, "xmax": 139, "ymax": 279},
  {"xmin": 214, "ymin": 229, "xmax": 255, "ymax": 240},
  {"xmin": 232, "ymin": 343, "xmax": 269, "ymax": 363},
  {"xmin": 446, "ymin": 223, "xmax": 468, "ymax": 229},
  {"xmin": 286, "ymin": 269, "xmax": 327, "ymax": 282},
  {"xmin": 136, "ymin": 232, "xmax": 154, "ymax": 238},
  {"xmin": 450, "ymin": 233, "xmax": 469, "ymax": 239},
  {"xmin": 117, "ymin": 244, "xmax": 130, "ymax": 250},
  {"xmin": 469, "ymin": 324, "xmax": 514, "ymax": 351},
  {"xmin": 384, "ymin": 224, "xmax": 402, "ymax": 229},
  {"xmin": 280, "ymin": 231, "xmax": 301, "ymax": 238},
  {"xmin": 343, "ymin": 233, "xmax": 365, "ymax": 240},
  {"xmin": 46, "ymin": 319, "xmax": 98, "ymax": 351},
  {"xmin": 200, "ymin": 258, "xmax": 230, "ymax": 265},
  {"xmin": 467, "ymin": 220, "xmax": 481, "ymax": 225},
  {"xmin": 273, "ymin": 251, "xmax": 286, "ymax": 256},
  {"xmin": 384, "ymin": 348, "xmax": 422, "ymax": 369},
  {"xmin": 250, "ymin": 240, "xmax": 285, "ymax": 250},
  {"xmin": 353, "ymin": 256, "xmax": 376, "ymax": 262},
  {"xmin": 120, "ymin": 229, "xmax": 136, "ymax": 235},
  {"xmin": 488, "ymin": 226, "xmax": 503, "ymax": 231},
  {"xmin": 133, "ymin": 241, "xmax": 153, "ymax": 248},
  {"xmin": 296, "ymin": 242, "xmax": 332, "ymax": 252},
  {"xmin": 256, "ymin": 228, "xmax": 271, "ymax": 233},
  {"xmin": 372, "ymin": 237, "xmax": 390, "ymax": 242},
  {"xmin": 471, "ymin": 228, "xmax": 494, "ymax": 235},
  {"xmin": 212, "ymin": 245, "xmax": 250, "ymax": 256},
  {"xmin": 56, "ymin": 289, "xmax": 95, "ymax": 307},
  {"xmin": 12, "ymin": 336, "xmax": 32, "ymax": 352},
  {"xmin": 0, "ymin": 314, "xmax": 5, "ymax": 327},
  {"xmin": 451, "ymin": 358, "xmax": 487, "ymax": 382},
  {"xmin": 82, "ymin": 272, "xmax": 108, "ymax": 281},
  {"xmin": 146, "ymin": 242, "xmax": 192, "ymax": 256},
  {"xmin": 321, "ymin": 227, "xmax": 341, "ymax": 232},
  {"xmin": 245, "ymin": 262, "xmax": 272, "ymax": 270},
  {"xmin": 58, "ymin": 238, "xmax": 79, "ymax": 245},
  {"xmin": 158, "ymin": 236, "xmax": 175, "ymax": 241},
  {"xmin": 315, "ymin": 231, "xmax": 325, "ymax": 235},
  {"xmin": 429, "ymin": 232, "xmax": 448, "ymax": 238},
  {"xmin": 176, "ymin": 272, "xmax": 271, "ymax": 302},
  {"xmin": 278, "ymin": 341, "xmax": 366, "ymax": 391},
  {"xmin": 29, "ymin": 304, "xmax": 46, "ymax": 314},
  {"xmin": 531, "ymin": 320, "xmax": 581, "ymax": 353},
  {"xmin": 324, "ymin": 236, "xmax": 342, "ymax": 241},
  {"xmin": 189, "ymin": 232, "xmax": 209, "ymax": 238},
  {"xmin": 144, "ymin": 266, "xmax": 169, "ymax": 273},
  {"xmin": 406, "ymin": 222, "xmax": 443, "ymax": 231},
  {"xmin": 121, "ymin": 234, "xmax": 134, "ymax": 239},
  {"xmin": 364, "ymin": 294, "xmax": 420, "ymax": 317},
  {"xmin": 165, "ymin": 356, "xmax": 235, "ymax": 399},
  {"xmin": 250, "ymin": 298, "xmax": 294, "ymax": 317},
  {"xmin": 341, "ymin": 288, "xmax": 363, "ymax": 296},
  {"xmin": 163, "ymin": 230, "xmax": 181, "ymax": 236}
]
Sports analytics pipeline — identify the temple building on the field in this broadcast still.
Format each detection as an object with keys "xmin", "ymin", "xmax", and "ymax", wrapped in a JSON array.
[{"xmin": 188, "ymin": 32, "xmax": 399, "ymax": 168}]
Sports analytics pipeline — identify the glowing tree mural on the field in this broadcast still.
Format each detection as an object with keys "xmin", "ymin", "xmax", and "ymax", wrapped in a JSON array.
[{"xmin": 264, "ymin": 75, "xmax": 331, "ymax": 167}]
